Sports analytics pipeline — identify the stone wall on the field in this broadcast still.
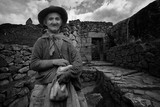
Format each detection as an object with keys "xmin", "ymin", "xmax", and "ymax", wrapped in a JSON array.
[
  {"xmin": 0, "ymin": 43, "xmax": 133, "ymax": 107},
  {"xmin": 0, "ymin": 23, "xmax": 42, "ymax": 47},
  {"xmin": 0, "ymin": 43, "xmax": 102, "ymax": 107},
  {"xmin": 82, "ymin": 66, "xmax": 134, "ymax": 107},
  {"xmin": 107, "ymin": 1, "xmax": 160, "ymax": 45},
  {"xmin": 105, "ymin": 41, "xmax": 160, "ymax": 77},
  {"xmin": 0, "ymin": 20, "xmax": 112, "ymax": 62},
  {"xmin": 105, "ymin": 0, "xmax": 160, "ymax": 78},
  {"xmin": 63, "ymin": 20, "xmax": 112, "ymax": 61},
  {"xmin": 0, "ymin": 44, "xmax": 35, "ymax": 107}
]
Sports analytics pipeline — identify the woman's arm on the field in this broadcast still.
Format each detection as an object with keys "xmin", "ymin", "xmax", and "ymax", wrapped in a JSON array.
[
  {"xmin": 58, "ymin": 43, "xmax": 82, "ymax": 83},
  {"xmin": 69, "ymin": 43, "xmax": 83, "ymax": 77}
]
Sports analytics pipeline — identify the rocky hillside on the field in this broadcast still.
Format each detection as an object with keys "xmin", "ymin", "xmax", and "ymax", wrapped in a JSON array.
[
  {"xmin": 108, "ymin": 0, "xmax": 160, "ymax": 45},
  {"xmin": 105, "ymin": 0, "xmax": 160, "ymax": 77}
]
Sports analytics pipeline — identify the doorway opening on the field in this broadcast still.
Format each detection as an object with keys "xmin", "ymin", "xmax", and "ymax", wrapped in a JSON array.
[{"xmin": 91, "ymin": 38, "xmax": 103, "ymax": 61}]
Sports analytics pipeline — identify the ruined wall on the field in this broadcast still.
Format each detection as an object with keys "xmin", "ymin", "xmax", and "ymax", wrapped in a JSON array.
[
  {"xmin": 105, "ymin": 1, "xmax": 160, "ymax": 77},
  {"xmin": 108, "ymin": 1, "xmax": 160, "ymax": 45},
  {"xmin": 105, "ymin": 41, "xmax": 160, "ymax": 77},
  {"xmin": 0, "ymin": 24, "xmax": 42, "ymax": 46},
  {"xmin": 0, "ymin": 20, "xmax": 112, "ymax": 62},
  {"xmin": 0, "ymin": 44, "xmax": 35, "ymax": 107},
  {"xmin": 0, "ymin": 43, "xmax": 99, "ymax": 107},
  {"xmin": 0, "ymin": 43, "xmax": 133, "ymax": 107},
  {"xmin": 63, "ymin": 19, "xmax": 112, "ymax": 62}
]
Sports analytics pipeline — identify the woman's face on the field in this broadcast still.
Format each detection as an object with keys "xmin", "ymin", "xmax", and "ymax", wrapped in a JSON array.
[{"xmin": 44, "ymin": 13, "xmax": 62, "ymax": 33}]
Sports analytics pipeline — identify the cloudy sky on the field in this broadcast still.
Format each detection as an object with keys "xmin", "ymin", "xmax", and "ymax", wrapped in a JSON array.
[{"xmin": 0, "ymin": 0, "xmax": 155, "ymax": 25}]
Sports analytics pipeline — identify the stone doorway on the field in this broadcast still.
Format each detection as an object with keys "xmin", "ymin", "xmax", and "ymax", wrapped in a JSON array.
[{"xmin": 91, "ymin": 38, "xmax": 103, "ymax": 61}]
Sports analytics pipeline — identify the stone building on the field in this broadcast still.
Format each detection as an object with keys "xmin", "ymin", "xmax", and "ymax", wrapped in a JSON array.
[{"xmin": 65, "ymin": 19, "xmax": 113, "ymax": 62}]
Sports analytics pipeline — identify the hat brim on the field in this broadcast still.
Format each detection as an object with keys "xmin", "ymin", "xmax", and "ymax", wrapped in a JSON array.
[{"xmin": 38, "ymin": 6, "xmax": 68, "ymax": 26}]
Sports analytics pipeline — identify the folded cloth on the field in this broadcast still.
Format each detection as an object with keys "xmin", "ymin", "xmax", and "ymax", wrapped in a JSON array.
[
  {"xmin": 57, "ymin": 65, "xmax": 73, "ymax": 75},
  {"xmin": 57, "ymin": 65, "xmax": 73, "ymax": 84}
]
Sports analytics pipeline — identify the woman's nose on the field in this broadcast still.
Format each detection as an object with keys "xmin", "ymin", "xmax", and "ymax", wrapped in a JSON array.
[{"xmin": 51, "ymin": 19, "xmax": 56, "ymax": 24}]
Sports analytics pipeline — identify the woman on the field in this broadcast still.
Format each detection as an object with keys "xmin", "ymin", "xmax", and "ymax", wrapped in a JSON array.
[{"xmin": 29, "ymin": 6, "xmax": 87, "ymax": 107}]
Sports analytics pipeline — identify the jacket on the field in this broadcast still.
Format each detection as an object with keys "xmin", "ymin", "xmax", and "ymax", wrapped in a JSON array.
[{"xmin": 30, "ymin": 32, "xmax": 82, "ymax": 90}]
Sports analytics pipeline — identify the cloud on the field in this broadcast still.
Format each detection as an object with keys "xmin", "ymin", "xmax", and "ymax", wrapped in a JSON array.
[
  {"xmin": 0, "ymin": 13, "xmax": 26, "ymax": 24},
  {"xmin": 91, "ymin": 0, "xmax": 133, "ymax": 22},
  {"xmin": 0, "ymin": 0, "xmax": 26, "ymax": 14},
  {"xmin": 131, "ymin": 0, "xmax": 155, "ymax": 14},
  {"xmin": 0, "ymin": 0, "xmax": 155, "ymax": 25},
  {"xmin": 0, "ymin": 0, "xmax": 49, "ymax": 24},
  {"xmin": 70, "ymin": 0, "xmax": 155, "ymax": 24},
  {"xmin": 47, "ymin": 0, "xmax": 85, "ymax": 8}
]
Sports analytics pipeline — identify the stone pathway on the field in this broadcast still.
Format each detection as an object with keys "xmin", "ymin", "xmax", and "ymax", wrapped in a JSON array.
[{"xmin": 90, "ymin": 61, "xmax": 160, "ymax": 107}]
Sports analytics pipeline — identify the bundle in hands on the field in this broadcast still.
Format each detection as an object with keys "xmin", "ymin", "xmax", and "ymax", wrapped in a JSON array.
[{"xmin": 50, "ymin": 65, "xmax": 73, "ymax": 101}]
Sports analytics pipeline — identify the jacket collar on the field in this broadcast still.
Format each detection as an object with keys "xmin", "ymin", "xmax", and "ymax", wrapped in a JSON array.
[
  {"xmin": 41, "ymin": 31, "xmax": 64, "ymax": 40},
  {"xmin": 41, "ymin": 30, "xmax": 71, "ymax": 43}
]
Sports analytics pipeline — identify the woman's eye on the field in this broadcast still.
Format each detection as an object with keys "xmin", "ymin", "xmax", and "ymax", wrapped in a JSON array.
[{"xmin": 55, "ymin": 18, "xmax": 60, "ymax": 21}]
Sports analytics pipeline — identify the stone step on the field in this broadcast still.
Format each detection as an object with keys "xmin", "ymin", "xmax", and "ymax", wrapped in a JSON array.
[
  {"xmin": 84, "ymin": 61, "xmax": 114, "ymax": 66},
  {"xmin": 90, "ymin": 63, "xmax": 160, "ymax": 107}
]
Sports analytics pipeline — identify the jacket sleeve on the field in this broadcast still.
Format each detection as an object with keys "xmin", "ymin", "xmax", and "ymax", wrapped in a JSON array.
[
  {"xmin": 61, "ymin": 42, "xmax": 82, "ymax": 77},
  {"xmin": 69, "ymin": 43, "xmax": 82, "ymax": 77},
  {"xmin": 30, "ymin": 38, "xmax": 54, "ymax": 71},
  {"xmin": 58, "ymin": 42, "xmax": 82, "ymax": 84}
]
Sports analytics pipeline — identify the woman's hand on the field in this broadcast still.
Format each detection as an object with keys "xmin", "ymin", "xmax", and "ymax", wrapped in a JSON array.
[
  {"xmin": 52, "ymin": 59, "xmax": 69, "ymax": 66},
  {"xmin": 57, "ymin": 71, "xmax": 70, "ymax": 84}
]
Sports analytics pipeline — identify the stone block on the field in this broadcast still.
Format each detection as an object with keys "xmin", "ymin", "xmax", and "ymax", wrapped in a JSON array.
[
  {"xmin": 13, "ymin": 74, "xmax": 26, "ymax": 80},
  {"xmin": 0, "ymin": 56, "xmax": 8, "ymax": 67},
  {"xmin": 0, "ymin": 79, "xmax": 9, "ymax": 86},
  {"xmin": 12, "ymin": 44, "xmax": 22, "ymax": 51},
  {"xmin": 124, "ymin": 93, "xmax": 152, "ymax": 107},
  {"xmin": 27, "ymin": 70, "xmax": 37, "ymax": 77},
  {"xmin": 1, "ymin": 50, "xmax": 15, "ymax": 56},
  {"xmin": 133, "ymin": 90, "xmax": 145, "ymax": 95},
  {"xmin": 8, "ymin": 65, "xmax": 22, "ymax": 73},
  {"xmin": 18, "ymin": 66, "xmax": 29, "ymax": 73},
  {"xmin": 17, "ymin": 87, "xmax": 29, "ymax": 97},
  {"xmin": 145, "ymin": 91, "xmax": 160, "ymax": 102},
  {"xmin": 0, "ymin": 73, "xmax": 11, "ymax": 80},
  {"xmin": 5, "ymin": 56, "xmax": 14, "ymax": 64},
  {"xmin": 14, "ymin": 57, "xmax": 23, "ymax": 64},
  {"xmin": 14, "ymin": 81, "xmax": 25, "ymax": 88},
  {"xmin": 0, "ymin": 67, "xmax": 9, "ymax": 73},
  {"xmin": 4, "ymin": 45, "xmax": 13, "ymax": 51}
]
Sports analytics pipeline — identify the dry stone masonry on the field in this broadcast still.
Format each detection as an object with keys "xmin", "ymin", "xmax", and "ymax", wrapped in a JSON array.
[
  {"xmin": 0, "ymin": 43, "xmax": 101, "ymax": 107},
  {"xmin": 93, "ymin": 62, "xmax": 160, "ymax": 107},
  {"xmin": 63, "ymin": 19, "xmax": 112, "ymax": 61},
  {"xmin": 0, "ymin": 1, "xmax": 160, "ymax": 106},
  {"xmin": 0, "ymin": 44, "xmax": 35, "ymax": 107},
  {"xmin": 105, "ymin": 41, "xmax": 160, "ymax": 77},
  {"xmin": 105, "ymin": 0, "xmax": 160, "ymax": 78}
]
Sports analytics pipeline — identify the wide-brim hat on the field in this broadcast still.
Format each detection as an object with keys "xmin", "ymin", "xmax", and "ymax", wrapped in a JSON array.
[{"xmin": 38, "ymin": 6, "xmax": 68, "ymax": 26}]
